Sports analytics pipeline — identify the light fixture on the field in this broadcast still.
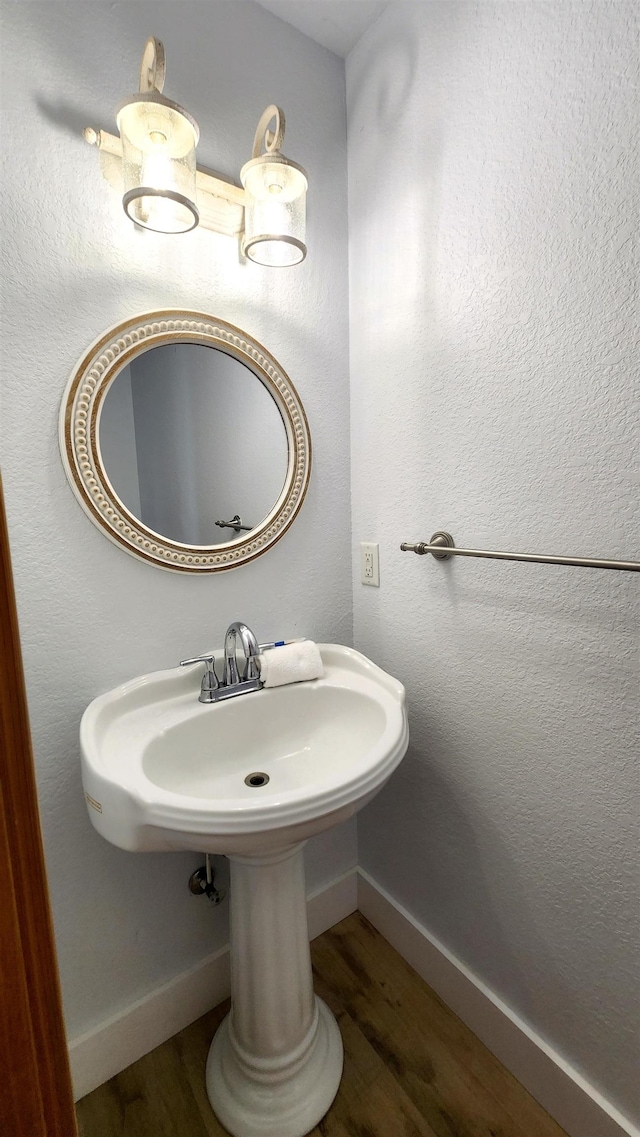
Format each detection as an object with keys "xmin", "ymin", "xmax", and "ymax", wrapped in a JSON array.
[
  {"xmin": 241, "ymin": 106, "xmax": 308, "ymax": 266},
  {"xmin": 116, "ymin": 38, "xmax": 199, "ymax": 234},
  {"xmin": 84, "ymin": 38, "xmax": 308, "ymax": 264}
]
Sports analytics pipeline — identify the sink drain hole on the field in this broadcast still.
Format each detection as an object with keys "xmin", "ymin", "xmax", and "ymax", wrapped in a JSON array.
[{"xmin": 245, "ymin": 772, "xmax": 270, "ymax": 788}]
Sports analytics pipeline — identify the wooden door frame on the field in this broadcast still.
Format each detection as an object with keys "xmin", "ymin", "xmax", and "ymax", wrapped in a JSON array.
[{"xmin": 0, "ymin": 473, "xmax": 78, "ymax": 1136}]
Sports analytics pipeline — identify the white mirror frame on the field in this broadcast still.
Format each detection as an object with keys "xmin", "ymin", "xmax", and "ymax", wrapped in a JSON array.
[{"xmin": 59, "ymin": 309, "xmax": 311, "ymax": 573}]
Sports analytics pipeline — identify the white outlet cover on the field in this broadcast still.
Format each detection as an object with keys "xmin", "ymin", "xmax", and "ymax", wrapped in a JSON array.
[{"xmin": 360, "ymin": 542, "xmax": 380, "ymax": 587}]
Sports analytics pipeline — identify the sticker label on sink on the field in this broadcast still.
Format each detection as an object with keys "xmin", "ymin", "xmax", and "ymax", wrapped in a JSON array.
[{"xmin": 86, "ymin": 793, "xmax": 103, "ymax": 813}]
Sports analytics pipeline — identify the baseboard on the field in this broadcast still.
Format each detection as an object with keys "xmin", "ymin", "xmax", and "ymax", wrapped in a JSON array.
[
  {"xmin": 307, "ymin": 866, "xmax": 359, "ymax": 941},
  {"xmin": 357, "ymin": 869, "xmax": 639, "ymax": 1137},
  {"xmin": 69, "ymin": 866, "xmax": 358, "ymax": 1101}
]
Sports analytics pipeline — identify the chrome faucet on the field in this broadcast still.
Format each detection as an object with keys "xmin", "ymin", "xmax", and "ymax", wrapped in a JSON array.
[
  {"xmin": 224, "ymin": 621, "xmax": 261, "ymax": 684},
  {"xmin": 180, "ymin": 621, "xmax": 262, "ymax": 704}
]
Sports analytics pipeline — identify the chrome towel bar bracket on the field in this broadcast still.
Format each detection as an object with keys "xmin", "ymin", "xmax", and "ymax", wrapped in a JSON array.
[{"xmin": 400, "ymin": 532, "xmax": 640, "ymax": 572}]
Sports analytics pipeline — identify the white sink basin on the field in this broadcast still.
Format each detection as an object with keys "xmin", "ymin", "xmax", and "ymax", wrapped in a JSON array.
[
  {"xmin": 81, "ymin": 643, "xmax": 408, "ymax": 856},
  {"xmin": 80, "ymin": 643, "xmax": 408, "ymax": 1137}
]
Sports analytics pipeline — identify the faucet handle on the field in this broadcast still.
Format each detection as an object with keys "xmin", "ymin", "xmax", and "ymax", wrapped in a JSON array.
[{"xmin": 179, "ymin": 654, "xmax": 220, "ymax": 692}]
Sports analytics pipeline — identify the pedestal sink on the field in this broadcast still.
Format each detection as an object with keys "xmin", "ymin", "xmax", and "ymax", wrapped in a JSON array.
[{"xmin": 80, "ymin": 644, "xmax": 409, "ymax": 1137}]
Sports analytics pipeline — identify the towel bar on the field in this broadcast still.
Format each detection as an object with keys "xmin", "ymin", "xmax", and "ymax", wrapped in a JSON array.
[{"xmin": 400, "ymin": 532, "xmax": 640, "ymax": 572}]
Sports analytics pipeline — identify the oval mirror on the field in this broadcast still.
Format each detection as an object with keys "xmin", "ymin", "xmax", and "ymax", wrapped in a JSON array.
[{"xmin": 59, "ymin": 311, "xmax": 311, "ymax": 572}]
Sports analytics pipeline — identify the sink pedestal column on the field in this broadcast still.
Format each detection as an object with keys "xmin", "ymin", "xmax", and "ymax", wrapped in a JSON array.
[{"xmin": 206, "ymin": 844, "xmax": 344, "ymax": 1137}]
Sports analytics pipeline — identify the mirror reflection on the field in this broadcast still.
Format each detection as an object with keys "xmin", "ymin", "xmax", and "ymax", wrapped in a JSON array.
[{"xmin": 99, "ymin": 344, "xmax": 288, "ymax": 546}]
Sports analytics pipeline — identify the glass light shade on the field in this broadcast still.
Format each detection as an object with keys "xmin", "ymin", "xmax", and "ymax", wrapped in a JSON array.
[
  {"xmin": 240, "ymin": 155, "xmax": 308, "ymax": 267},
  {"xmin": 116, "ymin": 94, "xmax": 199, "ymax": 234}
]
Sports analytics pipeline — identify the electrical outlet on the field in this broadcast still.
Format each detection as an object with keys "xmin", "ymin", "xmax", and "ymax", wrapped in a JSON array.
[{"xmin": 360, "ymin": 542, "xmax": 380, "ymax": 586}]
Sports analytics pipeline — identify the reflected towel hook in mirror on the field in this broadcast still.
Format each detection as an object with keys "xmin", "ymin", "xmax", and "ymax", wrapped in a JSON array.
[
  {"xmin": 83, "ymin": 38, "xmax": 308, "ymax": 263},
  {"xmin": 215, "ymin": 516, "xmax": 253, "ymax": 533}
]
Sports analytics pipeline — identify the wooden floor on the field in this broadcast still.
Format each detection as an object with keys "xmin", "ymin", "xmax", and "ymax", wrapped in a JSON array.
[{"xmin": 76, "ymin": 912, "xmax": 568, "ymax": 1137}]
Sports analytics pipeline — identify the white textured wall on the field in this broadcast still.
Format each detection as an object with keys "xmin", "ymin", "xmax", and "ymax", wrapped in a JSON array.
[
  {"xmin": 348, "ymin": 1, "xmax": 639, "ymax": 1123},
  {"xmin": 0, "ymin": 1, "xmax": 355, "ymax": 1041}
]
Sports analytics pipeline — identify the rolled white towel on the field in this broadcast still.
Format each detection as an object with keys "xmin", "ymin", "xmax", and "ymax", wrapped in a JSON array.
[{"xmin": 259, "ymin": 641, "xmax": 324, "ymax": 688}]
